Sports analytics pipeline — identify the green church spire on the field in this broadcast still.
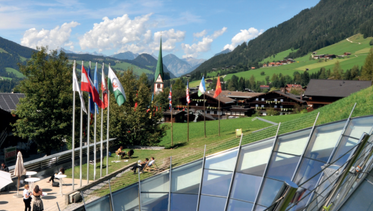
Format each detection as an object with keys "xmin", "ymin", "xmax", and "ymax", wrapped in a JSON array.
[{"xmin": 154, "ymin": 38, "xmax": 164, "ymax": 82}]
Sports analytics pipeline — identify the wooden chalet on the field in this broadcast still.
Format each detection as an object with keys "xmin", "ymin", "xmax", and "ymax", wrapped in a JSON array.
[
  {"xmin": 171, "ymin": 90, "xmax": 262, "ymax": 120},
  {"xmin": 246, "ymin": 90, "xmax": 307, "ymax": 116},
  {"xmin": 303, "ymin": 79, "xmax": 371, "ymax": 111}
]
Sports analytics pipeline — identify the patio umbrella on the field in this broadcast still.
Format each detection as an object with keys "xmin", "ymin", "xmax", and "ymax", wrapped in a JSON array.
[
  {"xmin": 14, "ymin": 151, "xmax": 26, "ymax": 197},
  {"xmin": 0, "ymin": 170, "xmax": 12, "ymax": 189}
]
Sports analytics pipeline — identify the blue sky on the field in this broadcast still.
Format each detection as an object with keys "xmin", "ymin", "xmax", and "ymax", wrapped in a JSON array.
[{"xmin": 0, "ymin": 0, "xmax": 320, "ymax": 59}]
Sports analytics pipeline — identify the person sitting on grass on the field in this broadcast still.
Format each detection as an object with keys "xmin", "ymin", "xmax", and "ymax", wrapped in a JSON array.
[
  {"xmin": 47, "ymin": 167, "xmax": 65, "ymax": 185},
  {"xmin": 131, "ymin": 158, "xmax": 149, "ymax": 174},
  {"xmin": 127, "ymin": 149, "xmax": 134, "ymax": 159},
  {"xmin": 148, "ymin": 157, "xmax": 155, "ymax": 167},
  {"xmin": 116, "ymin": 146, "xmax": 126, "ymax": 159}
]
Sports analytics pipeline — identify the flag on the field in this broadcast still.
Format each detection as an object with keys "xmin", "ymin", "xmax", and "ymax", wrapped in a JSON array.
[
  {"xmin": 107, "ymin": 66, "xmax": 126, "ymax": 106},
  {"xmin": 93, "ymin": 63, "xmax": 99, "ymax": 114},
  {"xmin": 101, "ymin": 63, "xmax": 108, "ymax": 109},
  {"xmin": 134, "ymin": 91, "xmax": 138, "ymax": 111},
  {"xmin": 198, "ymin": 76, "xmax": 206, "ymax": 97},
  {"xmin": 186, "ymin": 81, "xmax": 190, "ymax": 104},
  {"xmin": 213, "ymin": 77, "xmax": 222, "ymax": 98},
  {"xmin": 87, "ymin": 66, "xmax": 95, "ymax": 114},
  {"xmin": 72, "ymin": 61, "xmax": 87, "ymax": 113},
  {"xmin": 168, "ymin": 87, "xmax": 172, "ymax": 110},
  {"xmin": 81, "ymin": 64, "xmax": 103, "ymax": 108}
]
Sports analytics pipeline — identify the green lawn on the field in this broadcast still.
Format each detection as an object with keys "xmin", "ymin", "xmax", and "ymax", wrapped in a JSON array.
[
  {"xmin": 159, "ymin": 116, "xmax": 272, "ymax": 148},
  {"xmin": 5, "ymin": 67, "xmax": 25, "ymax": 78}
]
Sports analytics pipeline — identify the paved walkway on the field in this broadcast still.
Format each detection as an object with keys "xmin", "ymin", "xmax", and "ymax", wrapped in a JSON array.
[
  {"xmin": 256, "ymin": 117, "xmax": 278, "ymax": 125},
  {"xmin": 0, "ymin": 177, "xmax": 92, "ymax": 211}
]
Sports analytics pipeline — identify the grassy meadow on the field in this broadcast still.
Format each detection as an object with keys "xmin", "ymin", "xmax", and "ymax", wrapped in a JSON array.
[{"xmin": 188, "ymin": 34, "xmax": 373, "ymax": 87}]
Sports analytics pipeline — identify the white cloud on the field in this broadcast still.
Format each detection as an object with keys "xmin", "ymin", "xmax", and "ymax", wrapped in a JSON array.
[
  {"xmin": 182, "ymin": 27, "xmax": 227, "ymax": 58},
  {"xmin": 193, "ymin": 30, "xmax": 207, "ymax": 38},
  {"xmin": 81, "ymin": 14, "xmax": 185, "ymax": 54},
  {"xmin": 79, "ymin": 14, "xmax": 152, "ymax": 52},
  {"xmin": 20, "ymin": 21, "xmax": 80, "ymax": 50},
  {"xmin": 224, "ymin": 27, "xmax": 263, "ymax": 51}
]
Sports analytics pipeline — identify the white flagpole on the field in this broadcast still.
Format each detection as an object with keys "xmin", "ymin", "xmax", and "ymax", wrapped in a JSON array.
[
  {"xmin": 106, "ymin": 64, "xmax": 110, "ymax": 175},
  {"xmin": 87, "ymin": 61, "xmax": 91, "ymax": 184},
  {"xmin": 100, "ymin": 63, "xmax": 104, "ymax": 178},
  {"xmin": 93, "ymin": 62, "xmax": 97, "ymax": 181},
  {"xmin": 72, "ymin": 60, "xmax": 76, "ymax": 191},
  {"xmin": 80, "ymin": 61, "xmax": 84, "ymax": 188}
]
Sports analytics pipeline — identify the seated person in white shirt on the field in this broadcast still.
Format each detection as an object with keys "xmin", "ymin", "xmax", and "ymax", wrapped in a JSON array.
[
  {"xmin": 47, "ymin": 167, "xmax": 65, "ymax": 184},
  {"xmin": 148, "ymin": 157, "xmax": 155, "ymax": 167}
]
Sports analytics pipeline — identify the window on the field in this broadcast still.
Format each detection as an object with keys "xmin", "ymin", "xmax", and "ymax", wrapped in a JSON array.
[
  {"xmin": 261, "ymin": 98, "xmax": 265, "ymax": 101},
  {"xmin": 274, "ymin": 99, "xmax": 277, "ymax": 102},
  {"xmin": 255, "ymin": 104, "xmax": 258, "ymax": 107},
  {"xmin": 274, "ymin": 105, "xmax": 277, "ymax": 108},
  {"xmin": 157, "ymin": 84, "xmax": 161, "ymax": 88},
  {"xmin": 280, "ymin": 106, "xmax": 283, "ymax": 108},
  {"xmin": 261, "ymin": 105, "xmax": 264, "ymax": 108},
  {"xmin": 256, "ymin": 98, "xmax": 259, "ymax": 101},
  {"xmin": 280, "ymin": 99, "xmax": 284, "ymax": 102}
]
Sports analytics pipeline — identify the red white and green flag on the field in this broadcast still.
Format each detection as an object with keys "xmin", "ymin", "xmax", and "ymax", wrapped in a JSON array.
[{"xmin": 107, "ymin": 66, "xmax": 126, "ymax": 106}]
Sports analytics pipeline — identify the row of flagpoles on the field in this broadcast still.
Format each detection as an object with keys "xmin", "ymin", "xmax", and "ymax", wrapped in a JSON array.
[
  {"xmin": 168, "ymin": 75, "xmax": 222, "ymax": 144},
  {"xmin": 71, "ymin": 60, "xmax": 126, "ymax": 190}
]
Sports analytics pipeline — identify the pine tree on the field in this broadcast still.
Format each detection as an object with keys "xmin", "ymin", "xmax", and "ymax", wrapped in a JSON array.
[{"xmin": 361, "ymin": 48, "xmax": 373, "ymax": 81}]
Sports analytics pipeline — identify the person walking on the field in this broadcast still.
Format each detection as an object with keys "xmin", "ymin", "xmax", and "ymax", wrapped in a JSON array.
[
  {"xmin": 23, "ymin": 184, "xmax": 32, "ymax": 211},
  {"xmin": 32, "ymin": 185, "xmax": 44, "ymax": 211}
]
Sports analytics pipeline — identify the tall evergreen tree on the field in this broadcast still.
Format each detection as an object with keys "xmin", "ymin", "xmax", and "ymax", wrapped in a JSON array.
[{"xmin": 361, "ymin": 48, "xmax": 373, "ymax": 81}]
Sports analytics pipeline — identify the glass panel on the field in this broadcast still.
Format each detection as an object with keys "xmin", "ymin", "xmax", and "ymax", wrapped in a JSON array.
[
  {"xmin": 205, "ymin": 149, "xmax": 238, "ymax": 171},
  {"xmin": 237, "ymin": 139, "xmax": 274, "ymax": 176},
  {"xmin": 266, "ymin": 152, "xmax": 300, "ymax": 181},
  {"xmin": 199, "ymin": 195, "xmax": 226, "ymax": 211},
  {"xmin": 170, "ymin": 193, "xmax": 198, "ymax": 211},
  {"xmin": 201, "ymin": 169, "xmax": 232, "ymax": 197},
  {"xmin": 141, "ymin": 193, "xmax": 168, "ymax": 211},
  {"xmin": 304, "ymin": 121, "xmax": 345, "ymax": 162},
  {"xmin": 294, "ymin": 158, "xmax": 325, "ymax": 188},
  {"xmin": 227, "ymin": 199, "xmax": 253, "ymax": 211},
  {"xmin": 85, "ymin": 195, "xmax": 111, "ymax": 211},
  {"xmin": 344, "ymin": 116, "xmax": 373, "ymax": 139},
  {"xmin": 276, "ymin": 129, "xmax": 311, "ymax": 155},
  {"xmin": 254, "ymin": 204, "xmax": 267, "ymax": 211},
  {"xmin": 231, "ymin": 173, "xmax": 261, "ymax": 203},
  {"xmin": 257, "ymin": 178, "xmax": 286, "ymax": 207},
  {"xmin": 172, "ymin": 160, "xmax": 202, "ymax": 194},
  {"xmin": 141, "ymin": 172, "xmax": 169, "ymax": 193},
  {"xmin": 112, "ymin": 184, "xmax": 138, "ymax": 211},
  {"xmin": 330, "ymin": 136, "xmax": 360, "ymax": 166},
  {"xmin": 340, "ymin": 179, "xmax": 373, "ymax": 211}
]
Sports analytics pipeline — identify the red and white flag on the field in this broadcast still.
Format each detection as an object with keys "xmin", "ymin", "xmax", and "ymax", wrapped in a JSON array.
[
  {"xmin": 81, "ymin": 63, "xmax": 103, "ymax": 109},
  {"xmin": 101, "ymin": 64, "xmax": 108, "ymax": 109},
  {"xmin": 72, "ymin": 61, "xmax": 87, "ymax": 113}
]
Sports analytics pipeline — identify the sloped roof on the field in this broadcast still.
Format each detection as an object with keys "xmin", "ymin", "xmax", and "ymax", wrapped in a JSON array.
[
  {"xmin": 218, "ymin": 90, "xmax": 261, "ymax": 99},
  {"xmin": 304, "ymin": 79, "xmax": 371, "ymax": 97},
  {"xmin": 204, "ymin": 91, "xmax": 235, "ymax": 104},
  {"xmin": 154, "ymin": 39, "xmax": 164, "ymax": 82},
  {"xmin": 0, "ymin": 93, "xmax": 25, "ymax": 112}
]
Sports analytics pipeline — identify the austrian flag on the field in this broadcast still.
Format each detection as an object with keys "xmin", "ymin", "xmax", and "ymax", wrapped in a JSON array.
[{"xmin": 81, "ymin": 65, "xmax": 104, "ymax": 109}]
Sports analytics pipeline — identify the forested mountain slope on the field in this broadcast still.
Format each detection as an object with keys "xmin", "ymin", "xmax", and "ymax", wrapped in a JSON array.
[{"xmin": 193, "ymin": 0, "xmax": 373, "ymax": 75}]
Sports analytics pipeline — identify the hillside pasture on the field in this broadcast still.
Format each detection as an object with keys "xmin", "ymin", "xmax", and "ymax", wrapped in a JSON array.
[{"xmin": 5, "ymin": 67, "xmax": 25, "ymax": 78}]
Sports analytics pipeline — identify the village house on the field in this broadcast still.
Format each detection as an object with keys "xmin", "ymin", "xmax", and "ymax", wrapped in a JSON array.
[
  {"xmin": 246, "ymin": 90, "xmax": 307, "ymax": 116},
  {"xmin": 303, "ymin": 79, "xmax": 371, "ymax": 111}
]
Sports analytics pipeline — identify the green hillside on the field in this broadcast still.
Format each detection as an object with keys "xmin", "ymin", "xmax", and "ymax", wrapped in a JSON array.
[
  {"xmin": 191, "ymin": 0, "xmax": 373, "ymax": 82},
  {"xmin": 187, "ymin": 34, "xmax": 372, "ymax": 86}
]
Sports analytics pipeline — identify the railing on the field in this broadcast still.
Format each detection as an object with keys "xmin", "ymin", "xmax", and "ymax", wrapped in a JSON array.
[{"xmin": 8, "ymin": 138, "xmax": 116, "ymax": 177}]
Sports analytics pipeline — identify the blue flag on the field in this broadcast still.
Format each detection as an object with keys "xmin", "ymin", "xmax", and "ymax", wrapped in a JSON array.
[
  {"xmin": 93, "ymin": 63, "xmax": 99, "ymax": 114},
  {"xmin": 87, "ymin": 66, "xmax": 95, "ymax": 114}
]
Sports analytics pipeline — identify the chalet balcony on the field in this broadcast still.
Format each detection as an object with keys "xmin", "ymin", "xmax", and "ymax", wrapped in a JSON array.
[{"xmin": 281, "ymin": 102, "xmax": 296, "ymax": 105}]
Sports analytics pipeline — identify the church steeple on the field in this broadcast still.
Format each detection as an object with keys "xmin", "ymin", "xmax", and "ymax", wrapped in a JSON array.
[{"xmin": 154, "ymin": 38, "xmax": 164, "ymax": 94}]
